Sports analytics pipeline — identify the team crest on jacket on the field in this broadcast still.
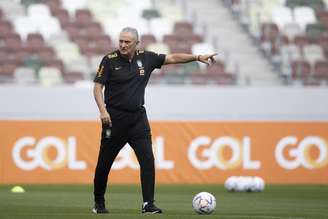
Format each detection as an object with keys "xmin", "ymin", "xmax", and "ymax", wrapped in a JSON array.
[{"xmin": 137, "ymin": 60, "xmax": 144, "ymax": 76}]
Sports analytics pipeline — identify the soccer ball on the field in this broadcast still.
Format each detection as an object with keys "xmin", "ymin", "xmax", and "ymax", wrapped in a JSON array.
[
  {"xmin": 224, "ymin": 176, "xmax": 238, "ymax": 191},
  {"xmin": 192, "ymin": 192, "xmax": 216, "ymax": 214},
  {"xmin": 224, "ymin": 176, "xmax": 265, "ymax": 192},
  {"xmin": 253, "ymin": 176, "xmax": 265, "ymax": 192}
]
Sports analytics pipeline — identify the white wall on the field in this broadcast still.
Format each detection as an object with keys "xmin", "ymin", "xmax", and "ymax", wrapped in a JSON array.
[{"xmin": 0, "ymin": 85, "xmax": 328, "ymax": 121}]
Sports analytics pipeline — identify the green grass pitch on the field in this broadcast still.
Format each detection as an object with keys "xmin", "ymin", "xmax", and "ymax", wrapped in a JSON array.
[{"xmin": 0, "ymin": 184, "xmax": 327, "ymax": 219}]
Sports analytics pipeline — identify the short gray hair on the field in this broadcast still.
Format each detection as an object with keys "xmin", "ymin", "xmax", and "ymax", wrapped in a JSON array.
[{"xmin": 121, "ymin": 27, "xmax": 139, "ymax": 41}]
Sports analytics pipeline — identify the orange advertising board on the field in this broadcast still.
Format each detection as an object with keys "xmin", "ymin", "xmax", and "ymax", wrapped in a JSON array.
[{"xmin": 0, "ymin": 121, "xmax": 327, "ymax": 184}]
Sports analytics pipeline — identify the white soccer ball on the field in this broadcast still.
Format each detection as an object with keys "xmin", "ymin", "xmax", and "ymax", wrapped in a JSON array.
[
  {"xmin": 243, "ymin": 176, "xmax": 254, "ymax": 192},
  {"xmin": 192, "ymin": 192, "xmax": 216, "ymax": 214},
  {"xmin": 253, "ymin": 176, "xmax": 265, "ymax": 192},
  {"xmin": 224, "ymin": 176, "xmax": 238, "ymax": 191},
  {"xmin": 235, "ymin": 176, "xmax": 248, "ymax": 192}
]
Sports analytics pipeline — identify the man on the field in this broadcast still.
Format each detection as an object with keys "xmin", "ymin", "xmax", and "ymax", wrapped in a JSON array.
[{"xmin": 92, "ymin": 27, "xmax": 217, "ymax": 214}]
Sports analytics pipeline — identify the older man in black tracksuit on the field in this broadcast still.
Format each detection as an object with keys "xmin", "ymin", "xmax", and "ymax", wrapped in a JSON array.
[{"xmin": 92, "ymin": 27, "xmax": 216, "ymax": 214}]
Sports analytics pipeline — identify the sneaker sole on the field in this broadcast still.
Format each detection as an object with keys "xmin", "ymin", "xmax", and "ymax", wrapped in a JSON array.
[
  {"xmin": 142, "ymin": 210, "xmax": 162, "ymax": 214},
  {"xmin": 92, "ymin": 208, "xmax": 109, "ymax": 214}
]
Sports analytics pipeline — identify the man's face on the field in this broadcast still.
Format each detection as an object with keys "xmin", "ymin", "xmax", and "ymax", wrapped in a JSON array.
[{"xmin": 119, "ymin": 31, "xmax": 138, "ymax": 57}]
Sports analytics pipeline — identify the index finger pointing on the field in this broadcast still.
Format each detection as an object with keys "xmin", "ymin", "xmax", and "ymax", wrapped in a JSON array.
[{"xmin": 211, "ymin": 53, "xmax": 218, "ymax": 57}]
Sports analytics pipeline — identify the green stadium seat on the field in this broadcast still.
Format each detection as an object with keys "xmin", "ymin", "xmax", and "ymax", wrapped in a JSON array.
[
  {"xmin": 23, "ymin": 56, "xmax": 43, "ymax": 73},
  {"xmin": 20, "ymin": 0, "xmax": 42, "ymax": 8},
  {"xmin": 286, "ymin": 0, "xmax": 304, "ymax": 9},
  {"xmin": 305, "ymin": 23, "xmax": 326, "ymax": 39},
  {"xmin": 142, "ymin": 9, "xmax": 161, "ymax": 20}
]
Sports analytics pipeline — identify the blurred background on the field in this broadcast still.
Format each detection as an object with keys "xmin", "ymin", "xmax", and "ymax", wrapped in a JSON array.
[
  {"xmin": 0, "ymin": 0, "xmax": 328, "ymax": 86},
  {"xmin": 0, "ymin": 0, "xmax": 328, "ymax": 185}
]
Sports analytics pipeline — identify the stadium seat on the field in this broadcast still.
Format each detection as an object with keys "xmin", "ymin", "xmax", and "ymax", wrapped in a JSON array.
[
  {"xmin": 157, "ymin": 4, "xmax": 184, "ymax": 24},
  {"xmin": 84, "ymin": 22, "xmax": 104, "ymax": 40},
  {"xmin": 148, "ymin": 70, "xmax": 165, "ymax": 85},
  {"xmin": 271, "ymin": 6, "xmax": 293, "ymax": 30},
  {"xmin": 141, "ymin": 9, "xmax": 161, "ymax": 20},
  {"xmin": 162, "ymin": 74, "xmax": 190, "ymax": 85},
  {"xmin": 0, "ymin": 63, "xmax": 16, "ymax": 83},
  {"xmin": 303, "ymin": 44, "xmax": 325, "ymax": 65},
  {"xmin": 301, "ymin": 77, "xmax": 321, "ymax": 86},
  {"xmin": 0, "ymin": 8, "xmax": 3, "ymax": 19},
  {"xmin": 146, "ymin": 43, "xmax": 170, "ymax": 54},
  {"xmin": 317, "ymin": 33, "xmax": 328, "ymax": 58},
  {"xmin": 0, "ymin": 0, "xmax": 25, "ymax": 21},
  {"xmin": 13, "ymin": 16, "xmax": 38, "ymax": 40},
  {"xmin": 38, "ymin": 66, "xmax": 63, "ymax": 86},
  {"xmin": 317, "ymin": 11, "xmax": 328, "ymax": 30},
  {"xmin": 0, "ymin": 48, "xmax": 7, "ymax": 63},
  {"xmin": 305, "ymin": 23, "xmax": 326, "ymax": 39},
  {"xmin": 20, "ymin": 0, "xmax": 42, "ymax": 8},
  {"xmin": 61, "ymin": 0, "xmax": 88, "ymax": 16},
  {"xmin": 195, "ymin": 68, "xmax": 236, "ymax": 85},
  {"xmin": 168, "ymin": 42, "xmax": 192, "ymax": 54},
  {"xmin": 38, "ymin": 17, "xmax": 61, "ymax": 40},
  {"xmin": 62, "ymin": 21, "xmax": 79, "ymax": 39},
  {"xmin": 63, "ymin": 71, "xmax": 85, "ymax": 83},
  {"xmin": 47, "ymin": 32, "xmax": 69, "ymax": 48},
  {"xmin": 53, "ymin": 41, "xmax": 81, "ymax": 66},
  {"xmin": 42, "ymin": 58, "xmax": 65, "ymax": 74},
  {"xmin": 260, "ymin": 23, "xmax": 279, "ymax": 43},
  {"xmin": 160, "ymin": 64, "xmax": 185, "ymax": 84},
  {"xmin": 65, "ymin": 56, "xmax": 91, "ymax": 76},
  {"xmin": 23, "ymin": 55, "xmax": 43, "ymax": 73},
  {"xmin": 291, "ymin": 60, "xmax": 311, "ymax": 79},
  {"xmin": 37, "ymin": 47, "xmax": 56, "ymax": 62},
  {"xmin": 87, "ymin": 0, "xmax": 125, "ymax": 25},
  {"xmin": 88, "ymin": 55, "xmax": 103, "ymax": 74},
  {"xmin": 306, "ymin": 0, "xmax": 325, "ymax": 10},
  {"xmin": 206, "ymin": 61, "xmax": 226, "ymax": 75},
  {"xmin": 279, "ymin": 44, "xmax": 302, "ymax": 75},
  {"xmin": 182, "ymin": 62, "xmax": 200, "ymax": 75},
  {"xmin": 260, "ymin": 22, "xmax": 280, "ymax": 55},
  {"xmin": 282, "ymin": 23, "xmax": 303, "ymax": 41},
  {"xmin": 119, "ymin": 0, "xmax": 152, "ymax": 19},
  {"xmin": 45, "ymin": 0, "xmax": 62, "ymax": 13},
  {"xmin": 174, "ymin": 21, "xmax": 193, "ymax": 35},
  {"xmin": 0, "ymin": 20, "xmax": 14, "ymax": 39},
  {"xmin": 293, "ymin": 6, "xmax": 317, "ymax": 32},
  {"xmin": 149, "ymin": 18, "xmax": 174, "ymax": 41},
  {"xmin": 103, "ymin": 17, "xmax": 148, "ymax": 42},
  {"xmin": 294, "ymin": 35, "xmax": 310, "ymax": 48},
  {"xmin": 14, "ymin": 67, "xmax": 38, "ymax": 84},
  {"xmin": 313, "ymin": 60, "xmax": 328, "ymax": 80},
  {"xmin": 25, "ymin": 33, "xmax": 45, "ymax": 53},
  {"xmin": 27, "ymin": 3, "xmax": 51, "ymax": 18},
  {"xmin": 75, "ymin": 9, "xmax": 93, "ymax": 28},
  {"xmin": 52, "ymin": 9, "xmax": 70, "ymax": 26},
  {"xmin": 140, "ymin": 34, "xmax": 157, "ymax": 49},
  {"xmin": 4, "ymin": 33, "xmax": 23, "ymax": 53}
]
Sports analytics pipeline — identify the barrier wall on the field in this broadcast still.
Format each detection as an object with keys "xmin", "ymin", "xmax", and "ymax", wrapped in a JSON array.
[{"xmin": 1, "ymin": 120, "xmax": 327, "ymax": 184}]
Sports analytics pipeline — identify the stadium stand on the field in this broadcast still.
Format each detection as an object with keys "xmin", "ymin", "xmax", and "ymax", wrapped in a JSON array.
[
  {"xmin": 8, "ymin": 0, "xmax": 326, "ymax": 86},
  {"xmin": 226, "ymin": 0, "xmax": 328, "ymax": 86}
]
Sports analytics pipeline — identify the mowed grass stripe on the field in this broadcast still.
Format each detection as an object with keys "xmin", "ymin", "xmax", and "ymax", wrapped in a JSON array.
[{"xmin": 0, "ymin": 185, "xmax": 327, "ymax": 219}]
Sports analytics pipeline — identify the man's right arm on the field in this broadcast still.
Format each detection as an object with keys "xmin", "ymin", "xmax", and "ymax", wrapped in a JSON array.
[{"xmin": 93, "ymin": 82, "xmax": 111, "ymax": 124}]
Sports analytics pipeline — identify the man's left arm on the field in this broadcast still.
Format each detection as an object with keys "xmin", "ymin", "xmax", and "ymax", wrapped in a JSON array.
[{"xmin": 164, "ymin": 53, "xmax": 218, "ymax": 65}]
